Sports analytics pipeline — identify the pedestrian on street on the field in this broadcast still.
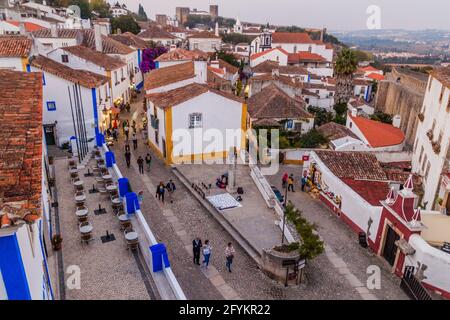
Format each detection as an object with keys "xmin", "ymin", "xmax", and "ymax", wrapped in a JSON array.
[
  {"xmin": 288, "ymin": 174, "xmax": 295, "ymax": 192},
  {"xmin": 137, "ymin": 156, "xmax": 144, "ymax": 174},
  {"xmin": 124, "ymin": 125, "xmax": 129, "ymax": 140},
  {"xmin": 155, "ymin": 181, "xmax": 165, "ymax": 203},
  {"xmin": 192, "ymin": 237, "xmax": 202, "ymax": 265},
  {"xmin": 225, "ymin": 242, "xmax": 235, "ymax": 273},
  {"xmin": 202, "ymin": 240, "xmax": 212, "ymax": 268},
  {"xmin": 112, "ymin": 128, "xmax": 118, "ymax": 141},
  {"xmin": 132, "ymin": 133, "xmax": 138, "ymax": 150},
  {"xmin": 126, "ymin": 102, "xmax": 131, "ymax": 113},
  {"xmin": 282, "ymin": 173, "xmax": 288, "ymax": 189},
  {"xmin": 145, "ymin": 153, "xmax": 152, "ymax": 171},
  {"xmin": 165, "ymin": 179, "xmax": 176, "ymax": 203},
  {"xmin": 125, "ymin": 142, "xmax": 130, "ymax": 153},
  {"xmin": 301, "ymin": 175, "xmax": 307, "ymax": 192},
  {"xmin": 122, "ymin": 120, "xmax": 128, "ymax": 134},
  {"xmin": 124, "ymin": 150, "xmax": 131, "ymax": 168}
]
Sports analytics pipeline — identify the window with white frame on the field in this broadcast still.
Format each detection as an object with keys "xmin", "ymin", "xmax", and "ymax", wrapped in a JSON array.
[{"xmin": 189, "ymin": 113, "xmax": 202, "ymax": 128}]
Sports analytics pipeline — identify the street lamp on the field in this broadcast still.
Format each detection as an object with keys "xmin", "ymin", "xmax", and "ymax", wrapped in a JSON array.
[{"xmin": 281, "ymin": 180, "xmax": 288, "ymax": 244}]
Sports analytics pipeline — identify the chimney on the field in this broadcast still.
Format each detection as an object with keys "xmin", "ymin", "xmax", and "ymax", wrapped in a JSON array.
[
  {"xmin": 117, "ymin": 28, "xmax": 121, "ymax": 35},
  {"xmin": 215, "ymin": 22, "xmax": 219, "ymax": 37},
  {"xmin": 50, "ymin": 24, "xmax": 58, "ymax": 37},
  {"xmin": 94, "ymin": 24, "xmax": 103, "ymax": 52},
  {"xmin": 272, "ymin": 69, "xmax": 279, "ymax": 76},
  {"xmin": 19, "ymin": 22, "xmax": 26, "ymax": 35},
  {"xmin": 350, "ymin": 106, "xmax": 358, "ymax": 117},
  {"xmin": 392, "ymin": 115, "xmax": 401, "ymax": 128}
]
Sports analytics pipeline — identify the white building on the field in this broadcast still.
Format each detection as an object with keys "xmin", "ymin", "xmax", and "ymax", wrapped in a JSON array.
[
  {"xmin": 250, "ymin": 47, "xmax": 288, "ymax": 68},
  {"xmin": 317, "ymin": 122, "xmax": 368, "ymax": 151},
  {"xmin": 0, "ymin": 70, "xmax": 54, "ymax": 300},
  {"xmin": 412, "ymin": 67, "xmax": 450, "ymax": 211},
  {"xmin": 110, "ymin": 2, "xmax": 128, "ymax": 17},
  {"xmin": 137, "ymin": 25, "xmax": 179, "ymax": 46},
  {"xmin": 29, "ymin": 55, "xmax": 110, "ymax": 147},
  {"xmin": 187, "ymin": 31, "xmax": 222, "ymax": 53},
  {"xmin": 31, "ymin": 28, "xmax": 81, "ymax": 54},
  {"xmin": 47, "ymin": 44, "xmax": 130, "ymax": 105},
  {"xmin": 145, "ymin": 83, "xmax": 246, "ymax": 164},
  {"xmin": 155, "ymin": 48, "xmax": 209, "ymax": 69},
  {"xmin": 0, "ymin": 35, "xmax": 32, "ymax": 71},
  {"xmin": 346, "ymin": 109, "xmax": 405, "ymax": 152}
]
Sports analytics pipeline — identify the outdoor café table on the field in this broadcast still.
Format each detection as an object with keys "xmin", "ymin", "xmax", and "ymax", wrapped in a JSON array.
[
  {"xmin": 102, "ymin": 174, "xmax": 112, "ymax": 180},
  {"xmin": 75, "ymin": 194, "xmax": 86, "ymax": 202},
  {"xmin": 118, "ymin": 214, "xmax": 130, "ymax": 221},
  {"xmin": 69, "ymin": 168, "xmax": 78, "ymax": 174},
  {"xmin": 125, "ymin": 231, "xmax": 138, "ymax": 241},
  {"xmin": 76, "ymin": 209, "xmax": 88, "ymax": 218},
  {"xmin": 79, "ymin": 224, "xmax": 93, "ymax": 234},
  {"xmin": 112, "ymin": 197, "xmax": 121, "ymax": 205},
  {"xmin": 74, "ymin": 180, "xmax": 84, "ymax": 187},
  {"xmin": 106, "ymin": 184, "xmax": 117, "ymax": 192}
]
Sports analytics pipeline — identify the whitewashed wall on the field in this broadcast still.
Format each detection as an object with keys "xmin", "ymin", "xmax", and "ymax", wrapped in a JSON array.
[
  {"xmin": 250, "ymin": 49, "xmax": 288, "ymax": 67},
  {"xmin": 0, "ymin": 57, "xmax": 24, "ymax": 71}
]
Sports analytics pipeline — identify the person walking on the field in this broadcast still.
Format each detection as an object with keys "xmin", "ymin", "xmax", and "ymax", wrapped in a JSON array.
[
  {"xmin": 137, "ymin": 156, "xmax": 144, "ymax": 174},
  {"xmin": 288, "ymin": 174, "xmax": 295, "ymax": 192},
  {"xmin": 122, "ymin": 120, "xmax": 128, "ymax": 134},
  {"xmin": 301, "ymin": 175, "xmax": 307, "ymax": 192},
  {"xmin": 112, "ymin": 127, "xmax": 118, "ymax": 142},
  {"xmin": 165, "ymin": 179, "xmax": 176, "ymax": 203},
  {"xmin": 192, "ymin": 237, "xmax": 202, "ymax": 265},
  {"xmin": 145, "ymin": 153, "xmax": 152, "ymax": 171},
  {"xmin": 124, "ymin": 125, "xmax": 129, "ymax": 141},
  {"xmin": 125, "ymin": 142, "xmax": 130, "ymax": 153},
  {"xmin": 132, "ymin": 133, "xmax": 138, "ymax": 150},
  {"xmin": 282, "ymin": 173, "xmax": 288, "ymax": 189},
  {"xmin": 155, "ymin": 181, "xmax": 165, "ymax": 203},
  {"xmin": 126, "ymin": 102, "xmax": 131, "ymax": 113},
  {"xmin": 202, "ymin": 240, "xmax": 212, "ymax": 268},
  {"xmin": 124, "ymin": 150, "xmax": 131, "ymax": 168},
  {"xmin": 225, "ymin": 242, "xmax": 236, "ymax": 273}
]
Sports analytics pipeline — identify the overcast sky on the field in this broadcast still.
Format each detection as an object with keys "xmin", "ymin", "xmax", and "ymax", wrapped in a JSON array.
[{"xmin": 111, "ymin": 0, "xmax": 450, "ymax": 31}]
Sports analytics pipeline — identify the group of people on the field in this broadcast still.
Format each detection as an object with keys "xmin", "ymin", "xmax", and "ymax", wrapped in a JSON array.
[
  {"xmin": 155, "ymin": 180, "xmax": 176, "ymax": 203},
  {"xmin": 192, "ymin": 238, "xmax": 236, "ymax": 273},
  {"xmin": 282, "ymin": 173, "xmax": 309, "ymax": 192}
]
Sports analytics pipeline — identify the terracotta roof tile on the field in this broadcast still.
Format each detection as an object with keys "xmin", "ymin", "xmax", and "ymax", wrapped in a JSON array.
[
  {"xmin": 272, "ymin": 32, "xmax": 314, "ymax": 44},
  {"xmin": 5, "ymin": 21, "xmax": 45, "ymax": 32},
  {"xmin": 31, "ymin": 28, "xmax": 81, "ymax": 38},
  {"xmin": 250, "ymin": 47, "xmax": 289, "ymax": 60},
  {"xmin": 155, "ymin": 48, "xmax": 209, "ymax": 62},
  {"xmin": 252, "ymin": 60, "xmax": 308, "ymax": 75},
  {"xmin": 109, "ymin": 32, "xmax": 150, "ymax": 49},
  {"xmin": 81, "ymin": 30, "xmax": 135, "ymax": 55},
  {"xmin": 317, "ymin": 122, "xmax": 359, "ymax": 141},
  {"xmin": 30, "ymin": 55, "xmax": 109, "ymax": 88},
  {"xmin": 288, "ymin": 52, "xmax": 326, "ymax": 63},
  {"xmin": 61, "ymin": 45, "xmax": 125, "ymax": 71},
  {"xmin": 0, "ymin": 70, "xmax": 42, "ymax": 228},
  {"xmin": 431, "ymin": 66, "xmax": 450, "ymax": 88},
  {"xmin": 187, "ymin": 31, "xmax": 221, "ymax": 39},
  {"xmin": 138, "ymin": 26, "xmax": 177, "ymax": 39},
  {"xmin": 144, "ymin": 61, "xmax": 195, "ymax": 90},
  {"xmin": 366, "ymin": 73, "xmax": 385, "ymax": 81},
  {"xmin": 146, "ymin": 83, "xmax": 243, "ymax": 109},
  {"xmin": 248, "ymin": 84, "xmax": 312, "ymax": 120},
  {"xmin": 218, "ymin": 59, "xmax": 239, "ymax": 74},
  {"xmin": 349, "ymin": 115, "xmax": 405, "ymax": 148},
  {"xmin": 0, "ymin": 35, "xmax": 32, "ymax": 57},
  {"xmin": 341, "ymin": 178, "xmax": 389, "ymax": 206},
  {"xmin": 314, "ymin": 150, "xmax": 388, "ymax": 181}
]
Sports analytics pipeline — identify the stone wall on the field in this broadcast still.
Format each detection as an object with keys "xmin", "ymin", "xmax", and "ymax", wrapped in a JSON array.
[{"xmin": 375, "ymin": 67, "xmax": 428, "ymax": 148}]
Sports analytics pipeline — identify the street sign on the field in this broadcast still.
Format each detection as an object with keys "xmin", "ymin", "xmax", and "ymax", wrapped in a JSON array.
[
  {"xmin": 282, "ymin": 259, "xmax": 297, "ymax": 266},
  {"xmin": 297, "ymin": 259, "xmax": 306, "ymax": 269}
]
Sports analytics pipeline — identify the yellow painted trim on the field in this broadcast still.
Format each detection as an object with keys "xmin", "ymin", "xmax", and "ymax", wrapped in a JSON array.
[
  {"xmin": 21, "ymin": 57, "xmax": 29, "ymax": 72},
  {"xmin": 172, "ymin": 151, "xmax": 228, "ymax": 164},
  {"xmin": 283, "ymin": 159, "xmax": 304, "ymax": 165},
  {"xmin": 147, "ymin": 138, "xmax": 164, "ymax": 160},
  {"xmin": 241, "ymin": 103, "xmax": 247, "ymax": 151},
  {"xmin": 165, "ymin": 107, "xmax": 173, "ymax": 165}
]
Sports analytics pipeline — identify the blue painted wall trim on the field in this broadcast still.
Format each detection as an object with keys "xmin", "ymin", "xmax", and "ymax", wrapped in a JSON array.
[
  {"xmin": 91, "ymin": 88, "xmax": 99, "ymax": 136},
  {"xmin": 26, "ymin": 64, "xmax": 30, "ymax": 72},
  {"xmin": 136, "ymin": 81, "xmax": 144, "ymax": 90},
  {"xmin": 0, "ymin": 234, "xmax": 31, "ymax": 300},
  {"xmin": 137, "ymin": 49, "xmax": 141, "ymax": 67},
  {"xmin": 38, "ymin": 220, "xmax": 54, "ymax": 300}
]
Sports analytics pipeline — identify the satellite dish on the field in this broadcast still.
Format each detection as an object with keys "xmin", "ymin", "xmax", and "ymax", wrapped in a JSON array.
[{"xmin": 67, "ymin": 5, "xmax": 81, "ymax": 18}]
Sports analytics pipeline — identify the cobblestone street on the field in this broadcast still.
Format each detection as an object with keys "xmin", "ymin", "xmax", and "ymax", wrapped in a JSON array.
[
  {"xmin": 106, "ymin": 96, "xmax": 376, "ymax": 300},
  {"xmin": 266, "ymin": 165, "xmax": 410, "ymax": 300}
]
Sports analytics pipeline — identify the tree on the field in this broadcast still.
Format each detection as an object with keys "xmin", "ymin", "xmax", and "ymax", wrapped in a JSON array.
[
  {"xmin": 137, "ymin": 4, "xmax": 148, "ymax": 21},
  {"xmin": 221, "ymin": 33, "xmax": 254, "ymax": 45},
  {"xmin": 370, "ymin": 111, "xmax": 393, "ymax": 124},
  {"xmin": 298, "ymin": 129, "xmax": 328, "ymax": 148},
  {"xmin": 334, "ymin": 48, "xmax": 358, "ymax": 105},
  {"xmin": 90, "ymin": 0, "xmax": 111, "ymax": 18},
  {"xmin": 215, "ymin": 50, "xmax": 240, "ymax": 68},
  {"xmin": 111, "ymin": 15, "xmax": 141, "ymax": 34},
  {"xmin": 69, "ymin": 0, "xmax": 91, "ymax": 19},
  {"xmin": 307, "ymin": 106, "xmax": 333, "ymax": 127}
]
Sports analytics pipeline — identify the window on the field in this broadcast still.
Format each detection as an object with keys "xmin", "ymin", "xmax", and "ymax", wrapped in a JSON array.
[
  {"xmin": 439, "ymin": 85, "xmax": 444, "ymax": 103},
  {"xmin": 422, "ymin": 154, "xmax": 427, "ymax": 172},
  {"xmin": 61, "ymin": 54, "xmax": 68, "ymax": 63},
  {"xmin": 46, "ymin": 101, "xmax": 56, "ymax": 111},
  {"xmin": 189, "ymin": 113, "xmax": 202, "ymax": 128},
  {"xmin": 425, "ymin": 161, "xmax": 431, "ymax": 180},
  {"xmin": 212, "ymin": 43, "xmax": 216, "ymax": 50},
  {"xmin": 419, "ymin": 146, "xmax": 424, "ymax": 163},
  {"xmin": 308, "ymin": 45, "xmax": 312, "ymax": 52},
  {"xmin": 114, "ymin": 71, "xmax": 118, "ymax": 84},
  {"xmin": 194, "ymin": 43, "xmax": 198, "ymax": 49},
  {"xmin": 62, "ymin": 42, "xmax": 68, "ymax": 47},
  {"xmin": 121, "ymin": 68, "xmax": 124, "ymax": 81}
]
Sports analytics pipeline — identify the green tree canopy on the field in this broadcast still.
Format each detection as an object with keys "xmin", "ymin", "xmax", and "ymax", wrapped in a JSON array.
[
  {"xmin": 111, "ymin": 15, "xmax": 141, "ymax": 35},
  {"xmin": 136, "ymin": 4, "xmax": 148, "ymax": 21},
  {"xmin": 298, "ymin": 129, "xmax": 328, "ymax": 148}
]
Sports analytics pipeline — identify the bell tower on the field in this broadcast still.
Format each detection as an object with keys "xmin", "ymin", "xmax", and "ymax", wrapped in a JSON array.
[{"xmin": 259, "ymin": 28, "xmax": 272, "ymax": 51}]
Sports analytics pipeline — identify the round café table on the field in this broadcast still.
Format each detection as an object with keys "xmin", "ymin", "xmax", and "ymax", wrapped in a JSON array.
[
  {"xmin": 125, "ymin": 231, "xmax": 138, "ymax": 241},
  {"xmin": 106, "ymin": 184, "xmax": 117, "ymax": 191},
  {"xmin": 76, "ymin": 209, "xmax": 88, "ymax": 217},
  {"xmin": 75, "ymin": 194, "xmax": 86, "ymax": 202},
  {"xmin": 79, "ymin": 224, "xmax": 93, "ymax": 234}
]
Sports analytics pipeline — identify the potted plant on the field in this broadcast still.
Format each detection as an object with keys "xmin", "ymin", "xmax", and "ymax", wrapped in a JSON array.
[{"xmin": 51, "ymin": 234, "xmax": 63, "ymax": 251}]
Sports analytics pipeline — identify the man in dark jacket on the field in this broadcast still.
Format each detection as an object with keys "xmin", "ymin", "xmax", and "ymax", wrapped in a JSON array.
[
  {"xmin": 192, "ymin": 237, "xmax": 202, "ymax": 265},
  {"xmin": 124, "ymin": 150, "xmax": 131, "ymax": 168}
]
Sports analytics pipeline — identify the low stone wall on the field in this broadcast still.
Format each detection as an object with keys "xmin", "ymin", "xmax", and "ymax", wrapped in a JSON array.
[{"xmin": 261, "ymin": 248, "xmax": 303, "ymax": 286}]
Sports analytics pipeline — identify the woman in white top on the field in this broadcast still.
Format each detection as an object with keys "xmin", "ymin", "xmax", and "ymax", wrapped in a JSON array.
[{"xmin": 225, "ymin": 242, "xmax": 236, "ymax": 272}]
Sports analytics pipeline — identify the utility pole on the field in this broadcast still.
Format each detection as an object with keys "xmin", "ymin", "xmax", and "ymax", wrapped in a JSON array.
[{"xmin": 281, "ymin": 180, "xmax": 288, "ymax": 244}]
